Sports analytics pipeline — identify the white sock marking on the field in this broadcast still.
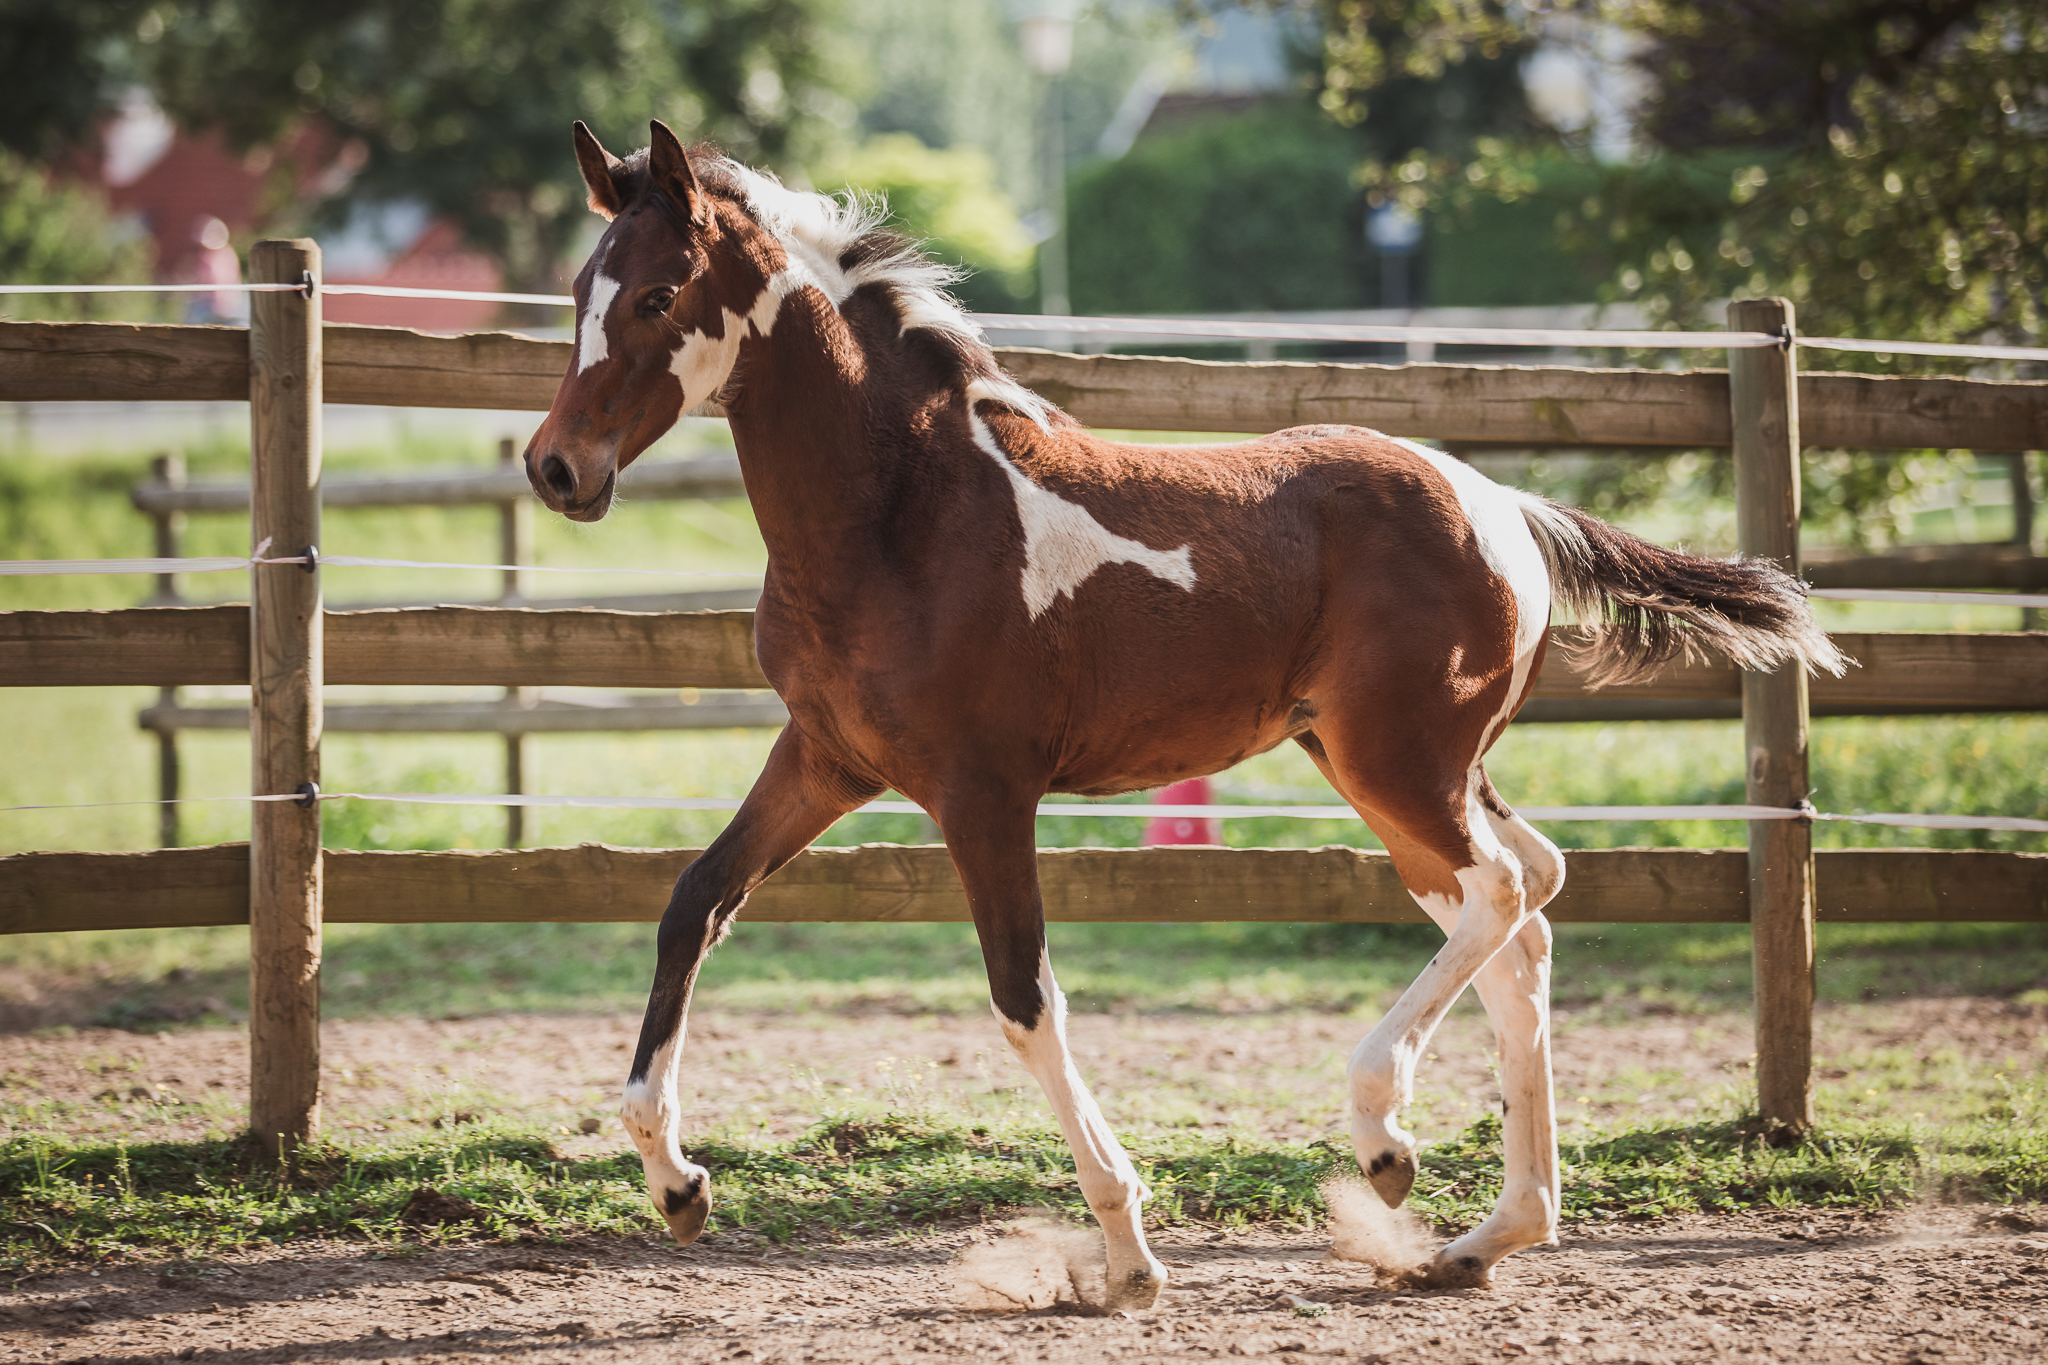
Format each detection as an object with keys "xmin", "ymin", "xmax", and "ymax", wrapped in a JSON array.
[
  {"xmin": 577, "ymin": 271, "xmax": 621, "ymax": 375},
  {"xmin": 965, "ymin": 380, "xmax": 1194, "ymax": 618}
]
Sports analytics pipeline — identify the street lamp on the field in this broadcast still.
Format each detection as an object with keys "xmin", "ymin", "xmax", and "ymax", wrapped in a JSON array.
[{"xmin": 1010, "ymin": 0, "xmax": 1077, "ymax": 321}]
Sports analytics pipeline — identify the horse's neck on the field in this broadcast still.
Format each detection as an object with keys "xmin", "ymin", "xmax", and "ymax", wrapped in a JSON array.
[{"xmin": 722, "ymin": 301, "xmax": 930, "ymax": 586}]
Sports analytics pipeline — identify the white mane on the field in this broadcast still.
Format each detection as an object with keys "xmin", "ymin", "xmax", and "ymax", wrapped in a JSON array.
[{"xmin": 712, "ymin": 158, "xmax": 1054, "ymax": 428}]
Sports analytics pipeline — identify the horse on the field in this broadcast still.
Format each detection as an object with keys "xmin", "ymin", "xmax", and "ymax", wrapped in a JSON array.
[{"xmin": 522, "ymin": 119, "xmax": 1846, "ymax": 1308}]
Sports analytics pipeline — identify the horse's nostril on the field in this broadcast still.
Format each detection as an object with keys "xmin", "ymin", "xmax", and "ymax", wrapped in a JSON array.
[{"xmin": 539, "ymin": 453, "xmax": 577, "ymax": 502}]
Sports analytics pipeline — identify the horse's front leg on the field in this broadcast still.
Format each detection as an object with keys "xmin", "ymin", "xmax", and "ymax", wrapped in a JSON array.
[
  {"xmin": 623, "ymin": 723, "xmax": 871, "ymax": 1244},
  {"xmin": 937, "ymin": 786, "xmax": 1169, "ymax": 1311}
]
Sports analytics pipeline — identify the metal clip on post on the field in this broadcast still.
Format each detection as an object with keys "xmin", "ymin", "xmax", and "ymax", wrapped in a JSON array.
[
  {"xmin": 300, "ymin": 544, "xmax": 319, "ymax": 575},
  {"xmin": 293, "ymin": 782, "xmax": 320, "ymax": 809}
]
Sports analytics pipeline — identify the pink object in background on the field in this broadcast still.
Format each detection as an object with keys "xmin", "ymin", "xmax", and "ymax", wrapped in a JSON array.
[{"xmin": 1142, "ymin": 777, "xmax": 1221, "ymax": 846}]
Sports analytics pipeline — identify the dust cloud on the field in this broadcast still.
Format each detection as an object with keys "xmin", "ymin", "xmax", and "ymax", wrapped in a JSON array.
[
  {"xmin": 952, "ymin": 1215, "xmax": 1109, "ymax": 1311},
  {"xmin": 1322, "ymin": 1177, "xmax": 1437, "ymax": 1278}
]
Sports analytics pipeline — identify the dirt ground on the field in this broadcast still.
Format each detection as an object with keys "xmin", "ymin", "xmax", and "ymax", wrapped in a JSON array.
[
  {"xmin": 6, "ymin": 999, "xmax": 2047, "ymax": 1362},
  {"xmin": 8, "ymin": 995, "xmax": 2045, "ymax": 1149},
  {"xmin": 2, "ymin": 1206, "xmax": 2044, "ymax": 1364}
]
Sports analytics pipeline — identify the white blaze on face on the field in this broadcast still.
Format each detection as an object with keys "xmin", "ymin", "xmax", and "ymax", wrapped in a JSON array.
[
  {"xmin": 577, "ymin": 271, "xmax": 622, "ymax": 375},
  {"xmin": 965, "ymin": 380, "xmax": 1196, "ymax": 619}
]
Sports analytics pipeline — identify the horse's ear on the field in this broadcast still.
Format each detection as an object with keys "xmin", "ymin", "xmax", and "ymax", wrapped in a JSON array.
[
  {"xmin": 648, "ymin": 119, "xmax": 711, "ymax": 229},
  {"xmin": 573, "ymin": 121, "xmax": 624, "ymax": 220}
]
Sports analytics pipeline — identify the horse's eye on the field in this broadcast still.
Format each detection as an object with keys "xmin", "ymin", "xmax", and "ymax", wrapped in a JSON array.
[{"xmin": 642, "ymin": 288, "xmax": 677, "ymax": 316}]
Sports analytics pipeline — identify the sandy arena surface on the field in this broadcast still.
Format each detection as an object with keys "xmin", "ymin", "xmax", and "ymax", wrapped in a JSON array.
[
  {"xmin": 7, "ymin": 996, "xmax": 2045, "ymax": 1149},
  {"xmin": 5, "ymin": 999, "xmax": 2046, "ymax": 1361},
  {"xmin": 2, "ymin": 1207, "xmax": 2044, "ymax": 1363}
]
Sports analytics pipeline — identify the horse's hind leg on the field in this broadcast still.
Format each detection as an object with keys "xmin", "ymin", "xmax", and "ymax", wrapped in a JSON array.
[
  {"xmin": 1300, "ymin": 736, "xmax": 1563, "ymax": 1285},
  {"xmin": 937, "ymin": 785, "xmax": 1168, "ymax": 1312},
  {"xmin": 622, "ymin": 724, "xmax": 872, "ymax": 1244},
  {"xmin": 1422, "ymin": 781, "xmax": 1565, "ymax": 1279}
]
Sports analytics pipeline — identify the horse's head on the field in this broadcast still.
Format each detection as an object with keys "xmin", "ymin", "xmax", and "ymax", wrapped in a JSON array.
[{"xmin": 524, "ymin": 120, "xmax": 768, "ymax": 521}]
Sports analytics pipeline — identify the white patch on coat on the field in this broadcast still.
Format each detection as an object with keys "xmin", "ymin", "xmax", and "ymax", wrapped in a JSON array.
[
  {"xmin": 966, "ymin": 378, "xmax": 1194, "ymax": 618},
  {"xmin": 668, "ymin": 268, "xmax": 804, "ymax": 409},
  {"xmin": 1394, "ymin": 437, "xmax": 1553, "ymax": 744},
  {"xmin": 577, "ymin": 271, "xmax": 621, "ymax": 375}
]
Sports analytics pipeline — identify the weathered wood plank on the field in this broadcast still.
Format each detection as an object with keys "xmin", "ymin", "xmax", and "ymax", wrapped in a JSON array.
[
  {"xmin": 129, "ymin": 454, "xmax": 746, "ymax": 514},
  {"xmin": 1730, "ymin": 296, "xmax": 1816, "ymax": 1133},
  {"xmin": 1804, "ymin": 547, "xmax": 2048, "ymax": 592},
  {"xmin": 139, "ymin": 695, "xmax": 790, "ymax": 734},
  {"xmin": 6, "ymin": 844, "xmax": 2041, "ymax": 934},
  {"xmin": 0, "ymin": 321, "xmax": 250, "ymax": 402},
  {"xmin": 0, "ymin": 606, "xmax": 250, "ymax": 685},
  {"xmin": 0, "ymin": 844, "xmax": 254, "ymax": 933},
  {"xmin": 0, "ymin": 606, "xmax": 771, "ymax": 689},
  {"xmin": 995, "ymin": 349, "xmax": 1735, "ymax": 445},
  {"xmin": 323, "ymin": 606, "xmax": 770, "ymax": 688},
  {"xmin": 5, "ymin": 611, "xmax": 2044, "ymax": 710},
  {"xmin": 246, "ymin": 239, "xmax": 325, "ymax": 1147},
  {"xmin": 8, "ymin": 322, "xmax": 2043, "ymax": 450}
]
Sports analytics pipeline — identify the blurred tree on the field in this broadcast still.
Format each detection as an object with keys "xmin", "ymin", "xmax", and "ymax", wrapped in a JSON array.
[
  {"xmin": 0, "ymin": 149, "xmax": 160, "ymax": 318},
  {"xmin": 1289, "ymin": 0, "xmax": 2046, "ymax": 549},
  {"xmin": 0, "ymin": 0, "xmax": 152, "ymax": 160},
  {"xmin": 810, "ymin": 134, "xmax": 1035, "ymax": 310},
  {"xmin": 1303, "ymin": 0, "xmax": 2047, "ymax": 363},
  {"xmin": 128, "ymin": 0, "xmax": 857, "ymax": 294},
  {"xmin": 1068, "ymin": 103, "xmax": 1372, "ymax": 313}
]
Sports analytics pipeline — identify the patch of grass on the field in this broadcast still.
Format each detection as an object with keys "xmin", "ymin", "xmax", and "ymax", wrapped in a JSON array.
[{"xmin": 8, "ymin": 1097, "xmax": 2043, "ymax": 1271}]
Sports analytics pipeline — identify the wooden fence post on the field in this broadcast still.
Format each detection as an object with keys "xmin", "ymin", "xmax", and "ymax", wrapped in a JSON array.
[
  {"xmin": 149, "ymin": 453, "xmax": 187, "ymax": 847},
  {"xmin": 1729, "ymin": 297, "xmax": 1815, "ymax": 1137},
  {"xmin": 248, "ymin": 240, "xmax": 324, "ymax": 1152},
  {"xmin": 498, "ymin": 436, "xmax": 534, "ymax": 846}
]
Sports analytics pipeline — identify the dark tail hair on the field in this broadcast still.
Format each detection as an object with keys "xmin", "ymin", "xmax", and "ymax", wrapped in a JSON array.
[{"xmin": 1516, "ymin": 495, "xmax": 1850, "ymax": 688}]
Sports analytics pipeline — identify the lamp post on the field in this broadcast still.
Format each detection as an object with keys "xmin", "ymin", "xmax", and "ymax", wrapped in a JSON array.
[{"xmin": 1012, "ymin": 0, "xmax": 1077, "ymax": 323}]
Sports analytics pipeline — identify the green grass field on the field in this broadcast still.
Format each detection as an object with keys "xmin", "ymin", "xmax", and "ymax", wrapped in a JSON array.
[{"xmin": 3, "ymin": 427, "xmax": 2044, "ymax": 1268}]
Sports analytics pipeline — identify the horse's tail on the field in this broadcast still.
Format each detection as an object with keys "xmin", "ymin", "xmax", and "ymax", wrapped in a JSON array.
[{"xmin": 1513, "ymin": 495, "xmax": 1849, "ymax": 688}]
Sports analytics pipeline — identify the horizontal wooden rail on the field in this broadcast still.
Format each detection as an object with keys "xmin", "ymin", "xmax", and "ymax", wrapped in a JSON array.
[
  {"xmin": 6, "ymin": 609, "xmax": 2044, "ymax": 713},
  {"xmin": 1804, "ymin": 546, "xmax": 2048, "ymax": 592},
  {"xmin": 129, "ymin": 454, "xmax": 745, "ymax": 514},
  {"xmin": 138, "ymin": 693, "xmax": 788, "ymax": 735},
  {"xmin": 5, "ymin": 321, "xmax": 2044, "ymax": 450},
  {"xmin": 0, "ymin": 605, "xmax": 770, "ymax": 688},
  {"xmin": 3, "ymin": 843, "xmax": 2041, "ymax": 935}
]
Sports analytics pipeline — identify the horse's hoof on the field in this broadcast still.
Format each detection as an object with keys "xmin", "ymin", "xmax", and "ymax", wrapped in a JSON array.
[
  {"xmin": 655, "ymin": 1173, "xmax": 711, "ymax": 1246},
  {"xmin": 1416, "ymin": 1252, "xmax": 1492, "ymax": 1290},
  {"xmin": 1364, "ymin": 1148, "xmax": 1418, "ymax": 1208},
  {"xmin": 1101, "ymin": 1261, "xmax": 1168, "ymax": 1312}
]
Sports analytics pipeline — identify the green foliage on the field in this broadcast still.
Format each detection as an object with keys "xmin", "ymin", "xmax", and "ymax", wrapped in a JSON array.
[
  {"xmin": 810, "ymin": 134, "xmax": 1035, "ymax": 308},
  {"xmin": 0, "ymin": 150, "xmax": 162, "ymax": 321},
  {"xmin": 129, "ymin": 0, "xmax": 857, "ymax": 292},
  {"xmin": 0, "ymin": 0, "xmax": 152, "ymax": 159},
  {"xmin": 1068, "ymin": 104, "xmax": 1372, "ymax": 313},
  {"xmin": 1309, "ymin": 0, "xmax": 2048, "ymax": 365},
  {"xmin": 1424, "ymin": 153, "xmax": 1610, "ymax": 306}
]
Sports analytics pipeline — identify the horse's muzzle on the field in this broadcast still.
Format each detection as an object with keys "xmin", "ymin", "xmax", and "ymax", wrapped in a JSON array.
[{"xmin": 528, "ymin": 450, "xmax": 617, "ymax": 522}]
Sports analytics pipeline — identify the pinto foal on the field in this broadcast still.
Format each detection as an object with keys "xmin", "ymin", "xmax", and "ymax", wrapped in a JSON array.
[{"xmin": 524, "ymin": 121, "xmax": 1844, "ymax": 1307}]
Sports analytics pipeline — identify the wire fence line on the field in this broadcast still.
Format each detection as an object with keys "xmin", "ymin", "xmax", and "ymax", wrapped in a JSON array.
[
  {"xmin": 7, "ymin": 279, "xmax": 2048, "ymax": 363},
  {"xmin": 2, "ymin": 551, "xmax": 2041, "ymax": 607},
  {"xmin": 7, "ymin": 790, "xmax": 2044, "ymax": 834}
]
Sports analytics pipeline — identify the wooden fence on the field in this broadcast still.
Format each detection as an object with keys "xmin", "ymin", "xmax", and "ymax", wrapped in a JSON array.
[
  {"xmin": 3, "ymin": 249, "xmax": 2046, "ymax": 1151},
  {"xmin": 134, "ymin": 439, "xmax": 774, "ymax": 847}
]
